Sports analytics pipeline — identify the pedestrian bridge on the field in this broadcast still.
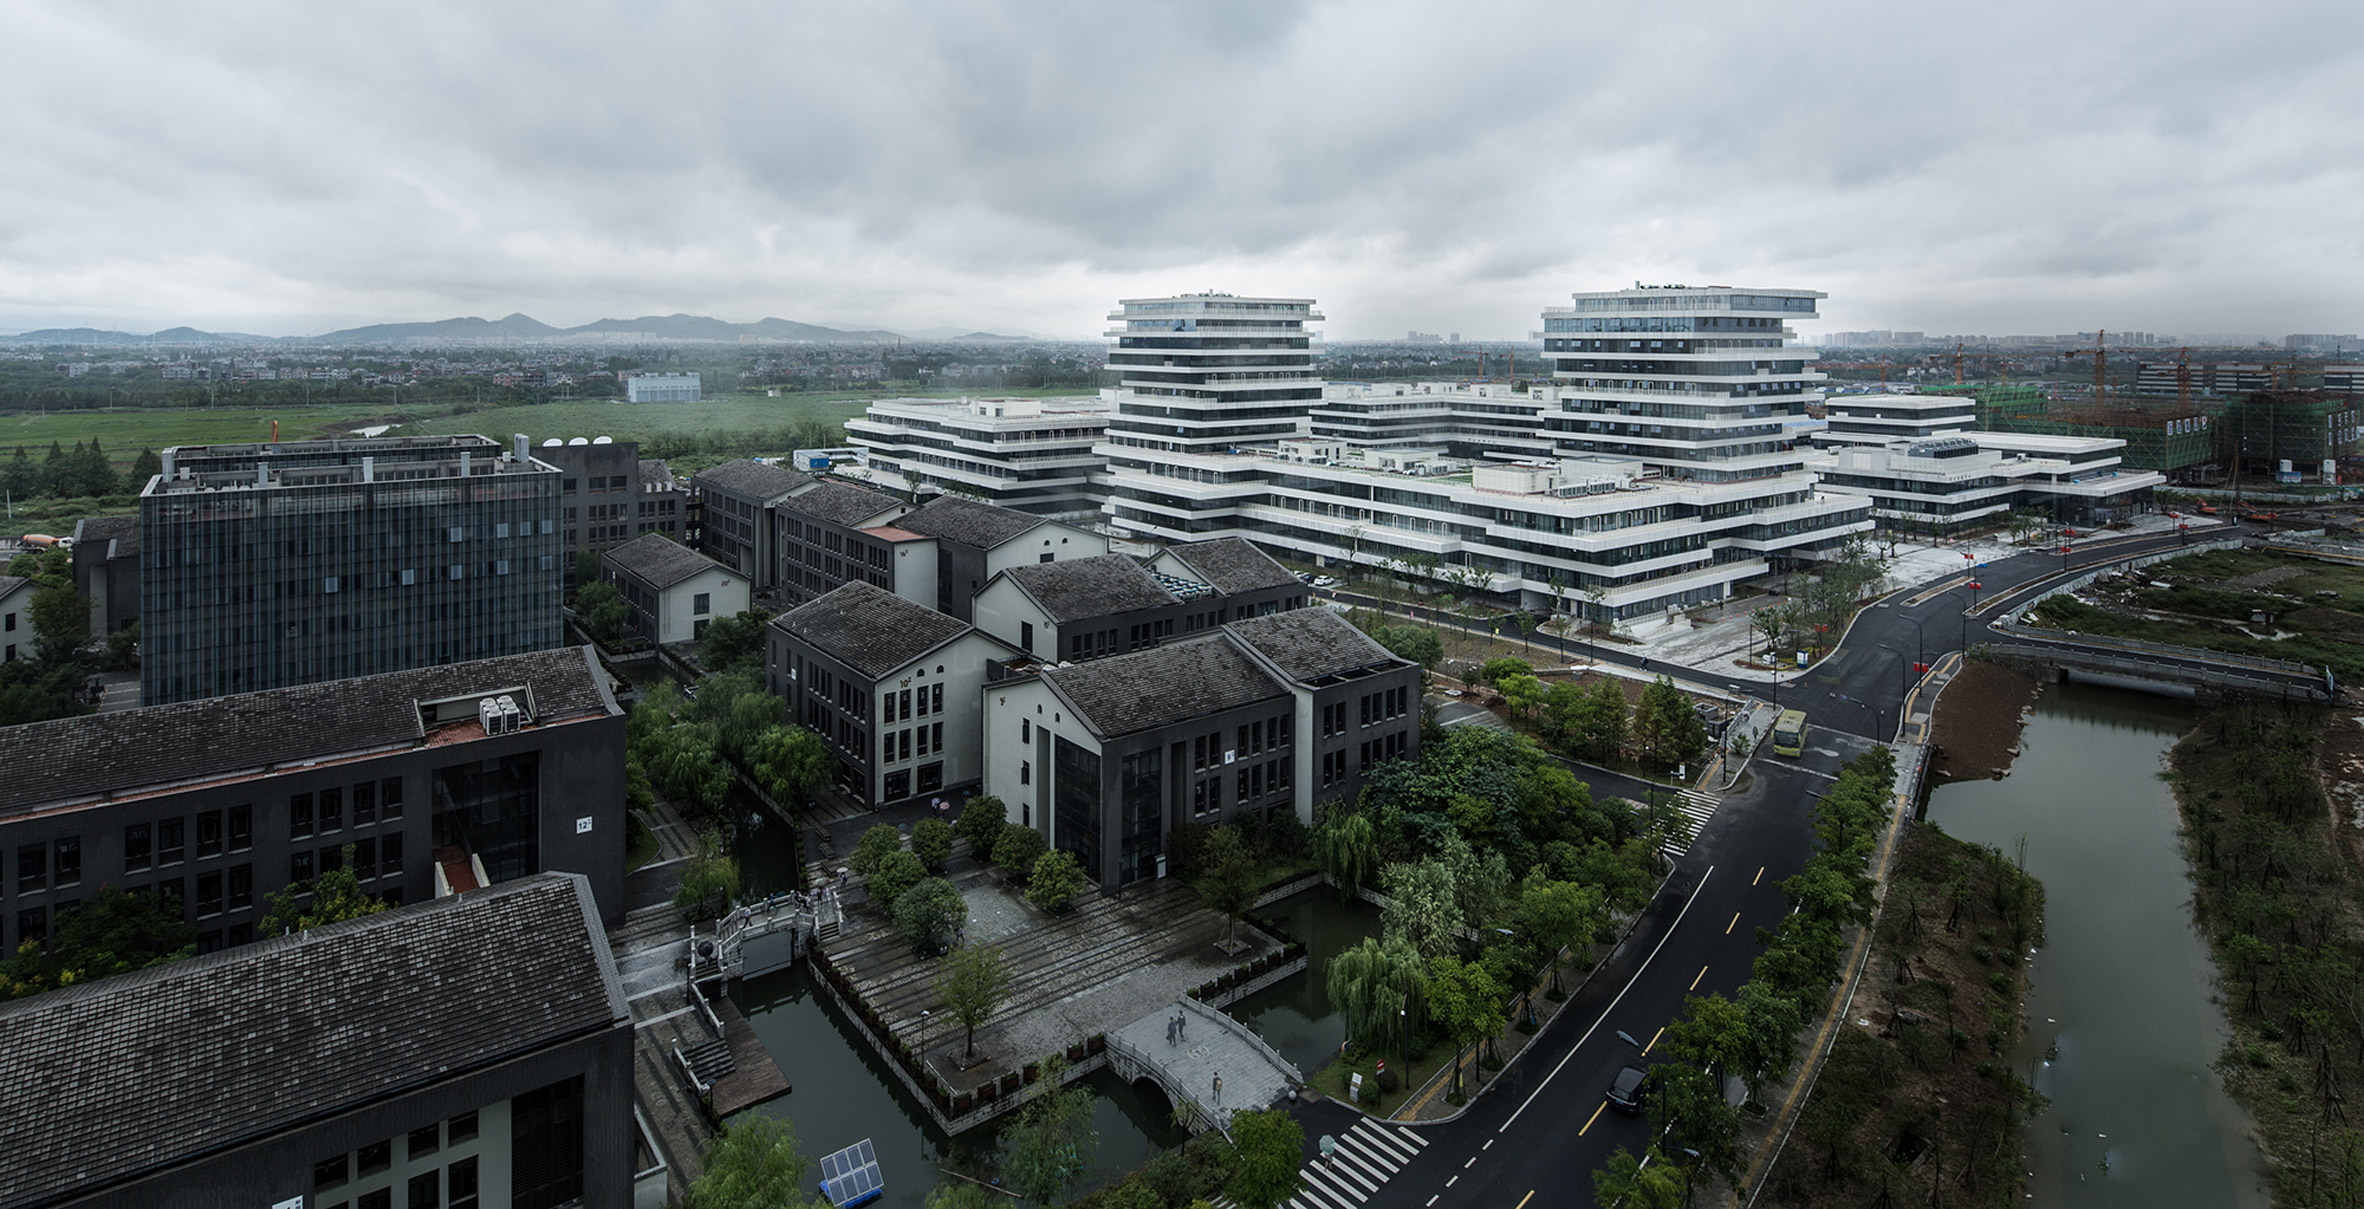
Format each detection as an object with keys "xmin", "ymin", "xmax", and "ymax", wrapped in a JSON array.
[{"xmin": 1106, "ymin": 997, "xmax": 1302, "ymax": 1134}]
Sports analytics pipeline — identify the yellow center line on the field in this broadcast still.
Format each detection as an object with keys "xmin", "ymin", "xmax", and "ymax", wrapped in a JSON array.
[
  {"xmin": 1577, "ymin": 1102, "xmax": 1607, "ymax": 1136},
  {"xmin": 1690, "ymin": 965, "xmax": 1709, "ymax": 991},
  {"xmin": 1514, "ymin": 1192, "xmax": 1535, "ymax": 1209},
  {"xmin": 1752, "ymin": 866, "xmax": 1764, "ymax": 886},
  {"xmin": 1641, "ymin": 1026, "xmax": 1665, "ymax": 1055},
  {"xmin": 1726, "ymin": 912, "xmax": 1741, "ymax": 935}
]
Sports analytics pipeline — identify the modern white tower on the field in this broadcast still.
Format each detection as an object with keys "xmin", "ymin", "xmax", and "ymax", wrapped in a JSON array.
[{"xmin": 1097, "ymin": 293, "xmax": 1322, "ymax": 541}]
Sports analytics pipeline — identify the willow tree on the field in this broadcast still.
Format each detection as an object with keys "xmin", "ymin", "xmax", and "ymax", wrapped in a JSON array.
[{"xmin": 1325, "ymin": 934, "xmax": 1427, "ymax": 1059}]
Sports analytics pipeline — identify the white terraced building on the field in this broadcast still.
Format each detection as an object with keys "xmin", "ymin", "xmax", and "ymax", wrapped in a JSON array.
[
  {"xmin": 1097, "ymin": 293, "xmax": 1324, "ymax": 542},
  {"xmin": 1809, "ymin": 392, "xmax": 2165, "ymax": 531},
  {"xmin": 844, "ymin": 394, "xmax": 1112, "ymax": 518},
  {"xmin": 1310, "ymin": 381, "xmax": 1559, "ymax": 462}
]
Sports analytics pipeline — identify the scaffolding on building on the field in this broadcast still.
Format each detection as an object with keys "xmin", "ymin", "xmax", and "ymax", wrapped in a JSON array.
[{"xmin": 2217, "ymin": 390, "xmax": 2362, "ymax": 479}]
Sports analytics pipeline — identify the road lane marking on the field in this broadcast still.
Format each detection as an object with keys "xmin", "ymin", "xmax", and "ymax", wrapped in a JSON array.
[
  {"xmin": 1753, "ymin": 866, "xmax": 1764, "ymax": 885},
  {"xmin": 1464, "ymin": 1157, "xmax": 1475, "ymax": 1169},
  {"xmin": 1642, "ymin": 1026, "xmax": 1665, "ymax": 1055},
  {"xmin": 1515, "ymin": 1193, "xmax": 1534, "ymax": 1209},
  {"xmin": 1426, "ymin": 1199, "xmax": 1438, "ymax": 1208},
  {"xmin": 1726, "ymin": 912, "xmax": 1741, "ymax": 934},
  {"xmin": 1691, "ymin": 965, "xmax": 1709, "ymax": 991},
  {"xmin": 1578, "ymin": 1102, "xmax": 1606, "ymax": 1136},
  {"xmin": 1498, "ymin": 865, "xmax": 1717, "ymax": 1132},
  {"xmin": 1446, "ymin": 1176, "xmax": 1458, "ymax": 1188},
  {"xmin": 1483, "ymin": 1139, "xmax": 1494, "ymax": 1150}
]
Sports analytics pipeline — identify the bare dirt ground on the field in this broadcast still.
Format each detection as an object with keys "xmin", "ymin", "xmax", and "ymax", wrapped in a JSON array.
[
  {"xmin": 1926, "ymin": 659, "xmax": 2043, "ymax": 783},
  {"xmin": 2316, "ymin": 707, "xmax": 2364, "ymax": 869}
]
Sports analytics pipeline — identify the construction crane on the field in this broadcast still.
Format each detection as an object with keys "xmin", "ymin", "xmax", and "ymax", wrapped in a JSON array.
[
  {"xmin": 1947, "ymin": 343, "xmax": 2011, "ymax": 387},
  {"xmin": 2062, "ymin": 330, "xmax": 2110, "ymax": 411}
]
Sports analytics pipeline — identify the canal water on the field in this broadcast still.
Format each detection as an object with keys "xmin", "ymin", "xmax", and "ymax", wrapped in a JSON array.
[
  {"xmin": 1923, "ymin": 682, "xmax": 2268, "ymax": 1208},
  {"xmin": 719, "ymin": 822, "xmax": 1382, "ymax": 1205}
]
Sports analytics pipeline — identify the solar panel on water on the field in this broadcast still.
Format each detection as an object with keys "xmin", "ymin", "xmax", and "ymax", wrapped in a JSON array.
[{"xmin": 819, "ymin": 1138, "xmax": 883, "ymax": 1208}]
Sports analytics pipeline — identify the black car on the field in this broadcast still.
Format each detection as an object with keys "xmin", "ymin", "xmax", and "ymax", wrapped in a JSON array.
[{"xmin": 1605, "ymin": 1064, "xmax": 1650, "ymax": 1114}]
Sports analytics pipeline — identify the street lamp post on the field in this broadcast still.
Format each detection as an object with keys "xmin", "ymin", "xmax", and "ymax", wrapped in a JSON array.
[
  {"xmin": 1877, "ymin": 642, "xmax": 1907, "ymax": 698},
  {"xmin": 920, "ymin": 1009, "xmax": 930, "ymax": 1063},
  {"xmin": 1902, "ymin": 612, "xmax": 1927, "ymax": 666}
]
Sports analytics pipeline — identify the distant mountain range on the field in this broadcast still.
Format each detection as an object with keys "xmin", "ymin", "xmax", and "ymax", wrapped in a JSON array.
[{"xmin": 0, "ymin": 312, "xmax": 1050, "ymax": 346}]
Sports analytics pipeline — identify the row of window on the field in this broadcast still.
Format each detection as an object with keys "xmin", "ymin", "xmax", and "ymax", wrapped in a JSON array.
[
  {"xmin": 882, "ymin": 723, "xmax": 943, "ymax": 765},
  {"xmin": 1237, "ymin": 756, "xmax": 1291, "ymax": 802},
  {"xmin": 1360, "ymin": 686, "xmax": 1411, "ymax": 727},
  {"xmin": 1237, "ymin": 713, "xmax": 1290, "ymax": 757},
  {"xmin": 316, "ymin": 1110, "xmax": 481, "ymax": 1209},
  {"xmin": 1361, "ymin": 731, "xmax": 1410, "ymax": 772},
  {"xmin": 882, "ymin": 684, "xmax": 942, "ymax": 724},
  {"xmin": 290, "ymin": 780, "xmax": 406, "ymax": 841}
]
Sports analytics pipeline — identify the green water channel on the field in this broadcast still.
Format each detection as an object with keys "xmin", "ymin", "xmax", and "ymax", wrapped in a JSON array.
[{"xmin": 1923, "ymin": 682, "xmax": 2267, "ymax": 1207}]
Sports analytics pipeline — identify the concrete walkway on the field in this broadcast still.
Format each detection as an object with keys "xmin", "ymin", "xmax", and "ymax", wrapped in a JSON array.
[{"xmin": 1109, "ymin": 996, "xmax": 1301, "ymax": 1131}]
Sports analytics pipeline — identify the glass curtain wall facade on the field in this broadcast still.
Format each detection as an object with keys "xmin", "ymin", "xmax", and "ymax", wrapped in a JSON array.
[
  {"xmin": 1099, "ymin": 293, "xmax": 1324, "ymax": 541},
  {"xmin": 1052, "ymin": 737, "xmax": 1103, "ymax": 883},
  {"xmin": 140, "ymin": 438, "xmax": 564, "ymax": 704}
]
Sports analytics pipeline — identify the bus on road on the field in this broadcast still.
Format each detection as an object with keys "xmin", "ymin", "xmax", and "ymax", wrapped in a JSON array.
[{"xmin": 1771, "ymin": 709, "xmax": 1809, "ymax": 757}]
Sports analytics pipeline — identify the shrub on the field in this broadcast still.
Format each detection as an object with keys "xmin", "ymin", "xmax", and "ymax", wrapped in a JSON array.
[
  {"xmin": 1262, "ymin": 808, "xmax": 1308, "ymax": 862},
  {"xmin": 892, "ymin": 877, "xmax": 968, "ymax": 955},
  {"xmin": 955, "ymin": 797, "xmax": 1007, "ymax": 855},
  {"xmin": 850, "ymin": 823, "xmax": 904, "ymax": 880},
  {"xmin": 994, "ymin": 826, "xmax": 1048, "ymax": 879}
]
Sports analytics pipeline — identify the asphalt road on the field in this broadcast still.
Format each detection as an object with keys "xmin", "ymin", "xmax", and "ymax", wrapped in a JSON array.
[{"xmin": 1283, "ymin": 524, "xmax": 2272, "ymax": 1207}]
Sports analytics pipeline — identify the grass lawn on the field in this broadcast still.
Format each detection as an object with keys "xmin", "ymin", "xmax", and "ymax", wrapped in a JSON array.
[
  {"xmin": 2029, "ymin": 548, "xmax": 2364, "ymax": 682},
  {"xmin": 1305, "ymin": 1035, "xmax": 1464, "ymax": 1119},
  {"xmin": 0, "ymin": 404, "xmax": 398, "ymax": 466},
  {"xmin": 404, "ymin": 392, "xmax": 873, "ymax": 443}
]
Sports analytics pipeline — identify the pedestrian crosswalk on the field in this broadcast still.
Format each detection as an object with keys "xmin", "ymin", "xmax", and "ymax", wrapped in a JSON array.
[
  {"xmin": 1212, "ymin": 1119, "xmax": 1428, "ymax": 1209},
  {"xmin": 1660, "ymin": 788, "xmax": 1720, "ymax": 859}
]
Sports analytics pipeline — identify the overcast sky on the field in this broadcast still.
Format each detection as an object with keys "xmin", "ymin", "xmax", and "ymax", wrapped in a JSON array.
[{"xmin": 3, "ymin": 1, "xmax": 2360, "ymax": 341}]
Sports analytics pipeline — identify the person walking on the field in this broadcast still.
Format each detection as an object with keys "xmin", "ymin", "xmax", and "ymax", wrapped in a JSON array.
[{"xmin": 1212, "ymin": 1073, "xmax": 1222, "ymax": 1107}]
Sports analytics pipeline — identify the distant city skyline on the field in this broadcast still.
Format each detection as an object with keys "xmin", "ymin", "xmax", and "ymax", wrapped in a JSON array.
[{"xmin": 2, "ymin": 3, "xmax": 2359, "ymax": 341}]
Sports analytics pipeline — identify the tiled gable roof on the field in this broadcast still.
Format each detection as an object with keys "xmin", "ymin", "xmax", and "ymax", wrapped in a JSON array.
[
  {"xmin": 784, "ymin": 480, "xmax": 906, "ymax": 528},
  {"xmin": 1225, "ymin": 607, "xmax": 1405, "ymax": 684},
  {"xmin": 1042, "ymin": 636, "xmax": 1288, "ymax": 738},
  {"xmin": 0, "ymin": 647, "xmax": 617, "ymax": 817},
  {"xmin": 693, "ymin": 458, "xmax": 813, "ymax": 500},
  {"xmin": 1000, "ymin": 555, "xmax": 1176, "ymax": 622},
  {"xmin": 72, "ymin": 515, "xmax": 140, "ymax": 556},
  {"xmin": 0, "ymin": 874, "xmax": 625, "ymax": 1206},
  {"xmin": 896, "ymin": 497, "xmax": 1045, "ymax": 549},
  {"xmin": 770, "ymin": 582, "xmax": 973, "ymax": 680},
  {"xmin": 1163, "ymin": 537, "xmax": 1300, "ymax": 593},
  {"xmin": 602, "ymin": 533, "xmax": 729, "ymax": 590}
]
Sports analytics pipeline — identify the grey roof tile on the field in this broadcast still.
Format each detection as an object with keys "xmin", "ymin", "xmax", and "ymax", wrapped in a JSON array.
[
  {"xmin": 0, "ymin": 874, "xmax": 625, "ymax": 1206},
  {"xmin": 896, "ymin": 497, "xmax": 1045, "ymax": 549},
  {"xmin": 1000, "ymin": 555, "xmax": 1176, "ymax": 622},
  {"xmin": 602, "ymin": 533, "xmax": 731, "ymax": 590},
  {"xmin": 0, "ymin": 647, "xmax": 617, "ymax": 817},
  {"xmin": 783, "ymin": 481, "xmax": 906, "ymax": 528},
  {"xmin": 771, "ymin": 582, "xmax": 974, "ymax": 680},
  {"xmin": 0, "ymin": 575, "xmax": 27, "ymax": 603},
  {"xmin": 693, "ymin": 458, "xmax": 814, "ymax": 500},
  {"xmin": 1224, "ymin": 607, "xmax": 1406, "ymax": 684},
  {"xmin": 1042, "ymin": 636, "xmax": 1288, "ymax": 738},
  {"xmin": 72, "ymin": 515, "xmax": 140, "ymax": 556},
  {"xmin": 1164, "ymin": 538, "xmax": 1300, "ymax": 593}
]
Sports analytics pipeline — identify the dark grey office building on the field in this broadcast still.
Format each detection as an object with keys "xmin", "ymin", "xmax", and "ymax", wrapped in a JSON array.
[
  {"xmin": 530, "ymin": 435, "xmax": 685, "ymax": 558},
  {"xmin": 0, "ymin": 872, "xmax": 634, "ymax": 1209},
  {"xmin": 138, "ymin": 435, "xmax": 564, "ymax": 705},
  {"xmin": 71, "ymin": 514, "xmax": 141, "ymax": 637},
  {"xmin": 0, "ymin": 646, "xmax": 628, "ymax": 958}
]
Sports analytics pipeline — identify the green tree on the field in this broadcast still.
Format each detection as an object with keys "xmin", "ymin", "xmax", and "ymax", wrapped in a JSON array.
[
  {"xmin": 0, "ymin": 445, "xmax": 34, "ymax": 500},
  {"xmin": 893, "ymin": 877, "xmax": 969, "ymax": 955},
  {"xmin": 1632, "ymin": 676, "xmax": 1706, "ymax": 772},
  {"xmin": 1309, "ymin": 804, "xmax": 1378, "ymax": 897},
  {"xmin": 1478, "ymin": 656, "xmax": 1533, "ymax": 686},
  {"xmin": 1425, "ymin": 954, "xmax": 1506, "ymax": 1098},
  {"xmin": 39, "ymin": 441, "xmax": 66, "ymax": 497},
  {"xmin": 868, "ymin": 849, "xmax": 927, "ymax": 908},
  {"xmin": 1026, "ymin": 848, "xmax": 1088, "ymax": 913},
  {"xmin": 1002, "ymin": 1056, "xmax": 1097, "ymax": 1206},
  {"xmin": 955, "ymin": 797, "xmax": 1007, "ymax": 856},
  {"xmin": 0, "ymin": 886, "xmax": 194, "ymax": 999},
  {"xmin": 261, "ymin": 847, "xmax": 390, "ymax": 935},
  {"xmin": 936, "ymin": 943, "xmax": 1011, "ymax": 1062},
  {"xmin": 1516, "ymin": 876, "xmax": 1606, "ymax": 993},
  {"xmin": 1225, "ymin": 1109, "xmax": 1305, "ymax": 1209},
  {"xmin": 1325, "ymin": 934, "xmax": 1427, "ymax": 1059},
  {"xmin": 993, "ymin": 825, "xmax": 1048, "ymax": 879},
  {"xmin": 1372, "ymin": 624, "xmax": 1444, "ymax": 668},
  {"xmin": 1496, "ymin": 673, "xmax": 1546, "ymax": 719},
  {"xmin": 0, "ymin": 658, "xmax": 95, "ymax": 726},
  {"xmin": 910, "ymin": 817, "xmax": 955, "ymax": 871},
  {"xmin": 656, "ymin": 733, "xmax": 734, "ymax": 815},
  {"xmin": 1199, "ymin": 826, "xmax": 1260, "ymax": 950},
  {"xmin": 1379, "ymin": 858, "xmax": 1465, "ymax": 958},
  {"xmin": 127, "ymin": 447, "xmax": 163, "ymax": 487},
  {"xmin": 1590, "ymin": 1146, "xmax": 1686, "ymax": 1209},
  {"xmin": 1646, "ymin": 1064, "xmax": 1740, "ymax": 1185},
  {"xmin": 747, "ymin": 725, "xmax": 832, "ymax": 806},
  {"xmin": 28, "ymin": 582, "xmax": 92, "ymax": 668},
  {"xmin": 1734, "ymin": 980, "xmax": 1804, "ymax": 1105},
  {"xmin": 1566, "ymin": 678, "xmax": 1628, "ymax": 763},
  {"xmin": 699, "ymin": 608, "xmax": 771, "ymax": 674},
  {"xmin": 685, "ymin": 1114, "xmax": 826, "ymax": 1209},
  {"xmin": 850, "ymin": 823, "xmax": 906, "ymax": 880},
  {"xmin": 1664, "ymin": 992, "xmax": 1749, "ymax": 1078},
  {"xmin": 575, "ymin": 579, "xmax": 628, "ymax": 643},
  {"xmin": 104, "ymin": 619, "xmax": 139, "ymax": 672},
  {"xmin": 673, "ymin": 831, "xmax": 742, "ymax": 922},
  {"xmin": 923, "ymin": 1181, "xmax": 993, "ymax": 1209}
]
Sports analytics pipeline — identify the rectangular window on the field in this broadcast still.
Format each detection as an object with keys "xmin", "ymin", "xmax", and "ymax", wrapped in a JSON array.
[
  {"xmin": 1020, "ymin": 621, "xmax": 1034, "ymax": 653},
  {"xmin": 916, "ymin": 687, "xmax": 929, "ymax": 718},
  {"xmin": 512, "ymin": 1076, "xmax": 587, "ymax": 1209},
  {"xmin": 1237, "ymin": 769, "xmax": 1249, "ymax": 800},
  {"xmin": 315, "ymin": 1155, "xmax": 350, "ymax": 1190},
  {"xmin": 197, "ymin": 871, "xmax": 223, "ymax": 917},
  {"xmin": 1023, "ymin": 719, "xmax": 1033, "ymax": 744},
  {"xmin": 1020, "ymin": 760, "xmax": 1031, "ymax": 786},
  {"xmin": 290, "ymin": 850, "xmax": 314, "ymax": 887},
  {"xmin": 123, "ymin": 823, "xmax": 152, "ymax": 873},
  {"xmin": 320, "ymin": 845, "xmax": 344, "ymax": 875},
  {"xmin": 933, "ymin": 722, "xmax": 943, "ymax": 753},
  {"xmin": 1192, "ymin": 734, "xmax": 1204, "ymax": 769},
  {"xmin": 382, "ymin": 778, "xmax": 404, "ymax": 819},
  {"xmin": 228, "ymin": 805, "xmax": 252, "ymax": 851},
  {"xmin": 448, "ymin": 1155, "xmax": 480, "ymax": 1209},
  {"xmin": 16, "ymin": 907, "xmax": 44, "ymax": 948},
  {"xmin": 319, "ymin": 787, "xmax": 342, "ymax": 833},
  {"xmin": 157, "ymin": 876, "xmax": 183, "ymax": 909},
  {"xmin": 693, "ymin": 591, "xmax": 711, "ymax": 616},
  {"xmin": 354, "ymin": 781, "xmax": 376, "ymax": 824},
  {"xmin": 917, "ymin": 726, "xmax": 930, "ymax": 757},
  {"xmin": 383, "ymin": 833, "xmax": 404, "ymax": 875},
  {"xmin": 158, "ymin": 818, "xmax": 184, "ymax": 866},
  {"xmin": 899, "ymin": 729, "xmax": 912, "ymax": 762},
  {"xmin": 53, "ymin": 837, "xmax": 77, "ymax": 887},
  {"xmin": 358, "ymin": 1138, "xmax": 392, "ymax": 1176},
  {"xmin": 448, "ymin": 1110, "xmax": 479, "ymax": 1143},
  {"xmin": 290, "ymin": 792, "xmax": 314, "ymax": 839},
  {"xmin": 228, "ymin": 863, "xmax": 253, "ymax": 909},
  {"xmin": 196, "ymin": 810, "xmax": 222, "ymax": 858},
  {"xmin": 354, "ymin": 837, "xmax": 378, "ymax": 880},
  {"xmin": 408, "ymin": 1123, "xmax": 440, "ymax": 1159},
  {"xmin": 1360, "ymin": 694, "xmax": 1372, "ymax": 727}
]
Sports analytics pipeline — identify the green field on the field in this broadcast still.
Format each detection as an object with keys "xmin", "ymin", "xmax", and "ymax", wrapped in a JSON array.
[
  {"xmin": 402, "ymin": 393, "xmax": 872, "ymax": 444},
  {"xmin": 0, "ymin": 405, "xmax": 394, "ymax": 465}
]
